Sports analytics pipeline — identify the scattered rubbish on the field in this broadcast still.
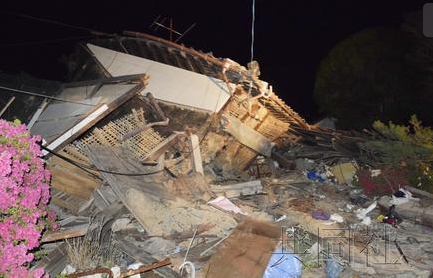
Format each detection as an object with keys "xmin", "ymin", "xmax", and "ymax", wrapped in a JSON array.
[
  {"xmin": 1, "ymin": 30, "xmax": 433, "ymax": 278},
  {"xmin": 370, "ymin": 169, "xmax": 382, "ymax": 177},
  {"xmin": 329, "ymin": 213, "xmax": 344, "ymax": 223},
  {"xmin": 355, "ymin": 201, "xmax": 377, "ymax": 225},
  {"xmin": 179, "ymin": 261, "xmax": 196, "ymax": 278},
  {"xmin": 208, "ymin": 196, "xmax": 248, "ymax": 215},
  {"xmin": 126, "ymin": 262, "xmax": 143, "ymax": 278},
  {"xmin": 350, "ymin": 193, "xmax": 369, "ymax": 206},
  {"xmin": 312, "ymin": 210, "xmax": 331, "ymax": 220},
  {"xmin": 383, "ymin": 205, "xmax": 403, "ymax": 226},
  {"xmin": 295, "ymin": 158, "xmax": 317, "ymax": 171},
  {"xmin": 345, "ymin": 204, "xmax": 355, "ymax": 211},
  {"xmin": 275, "ymin": 214, "xmax": 287, "ymax": 222},
  {"xmin": 390, "ymin": 188, "xmax": 419, "ymax": 206},
  {"xmin": 305, "ymin": 164, "xmax": 335, "ymax": 184},
  {"xmin": 331, "ymin": 162, "xmax": 357, "ymax": 184},
  {"xmin": 379, "ymin": 195, "xmax": 433, "ymax": 228},
  {"xmin": 325, "ymin": 257, "xmax": 343, "ymax": 278},
  {"xmin": 263, "ymin": 247, "xmax": 302, "ymax": 278},
  {"xmin": 62, "ymin": 265, "xmax": 76, "ymax": 275},
  {"xmin": 306, "ymin": 170, "xmax": 326, "ymax": 183},
  {"xmin": 211, "ymin": 180, "xmax": 263, "ymax": 198}
]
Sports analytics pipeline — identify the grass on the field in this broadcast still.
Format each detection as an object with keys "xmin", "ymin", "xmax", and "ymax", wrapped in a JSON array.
[{"xmin": 65, "ymin": 220, "xmax": 121, "ymax": 271}]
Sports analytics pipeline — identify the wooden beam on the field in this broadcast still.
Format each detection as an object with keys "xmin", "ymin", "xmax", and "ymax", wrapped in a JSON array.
[
  {"xmin": 41, "ymin": 224, "xmax": 88, "ymax": 243},
  {"xmin": 189, "ymin": 134, "xmax": 204, "ymax": 175},
  {"xmin": 222, "ymin": 114, "xmax": 273, "ymax": 157},
  {"xmin": 27, "ymin": 98, "xmax": 48, "ymax": 129},
  {"xmin": 143, "ymin": 133, "xmax": 181, "ymax": 162}
]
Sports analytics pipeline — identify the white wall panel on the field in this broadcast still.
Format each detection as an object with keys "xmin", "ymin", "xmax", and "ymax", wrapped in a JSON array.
[{"xmin": 88, "ymin": 44, "xmax": 232, "ymax": 112}]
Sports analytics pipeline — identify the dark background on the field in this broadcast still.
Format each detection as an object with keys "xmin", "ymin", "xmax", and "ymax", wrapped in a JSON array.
[{"xmin": 0, "ymin": 0, "xmax": 428, "ymax": 121}]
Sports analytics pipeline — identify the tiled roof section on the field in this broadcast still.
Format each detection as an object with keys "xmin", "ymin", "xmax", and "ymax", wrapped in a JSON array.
[{"xmin": 260, "ymin": 94, "xmax": 310, "ymax": 129}]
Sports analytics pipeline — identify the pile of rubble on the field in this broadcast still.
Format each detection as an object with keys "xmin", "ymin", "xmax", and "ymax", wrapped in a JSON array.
[{"xmin": 1, "ymin": 32, "xmax": 433, "ymax": 278}]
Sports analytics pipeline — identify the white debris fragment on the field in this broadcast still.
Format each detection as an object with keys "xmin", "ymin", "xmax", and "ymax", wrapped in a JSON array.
[
  {"xmin": 330, "ymin": 213, "xmax": 344, "ymax": 223},
  {"xmin": 390, "ymin": 188, "xmax": 420, "ymax": 206},
  {"xmin": 355, "ymin": 201, "xmax": 377, "ymax": 225},
  {"xmin": 61, "ymin": 265, "xmax": 76, "ymax": 275},
  {"xmin": 370, "ymin": 169, "xmax": 382, "ymax": 177},
  {"xmin": 275, "ymin": 215, "xmax": 287, "ymax": 222},
  {"xmin": 111, "ymin": 218, "xmax": 132, "ymax": 232},
  {"xmin": 127, "ymin": 262, "xmax": 143, "ymax": 278},
  {"xmin": 208, "ymin": 196, "xmax": 248, "ymax": 215}
]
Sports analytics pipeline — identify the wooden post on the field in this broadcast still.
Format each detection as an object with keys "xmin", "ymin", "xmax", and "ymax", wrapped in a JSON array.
[{"xmin": 189, "ymin": 134, "xmax": 204, "ymax": 175}]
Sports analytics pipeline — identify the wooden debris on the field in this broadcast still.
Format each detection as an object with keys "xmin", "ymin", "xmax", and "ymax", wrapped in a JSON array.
[
  {"xmin": 41, "ymin": 216, "xmax": 90, "ymax": 243},
  {"xmin": 41, "ymin": 225, "xmax": 88, "ymax": 243},
  {"xmin": 48, "ymin": 156, "xmax": 101, "ymax": 200},
  {"xmin": 203, "ymin": 219, "xmax": 280, "ymax": 278},
  {"xmin": 85, "ymin": 145, "xmax": 172, "ymax": 233},
  {"xmin": 75, "ymin": 107, "xmax": 166, "ymax": 161},
  {"xmin": 34, "ymin": 243, "xmax": 68, "ymax": 277},
  {"xmin": 189, "ymin": 134, "xmax": 204, "ymax": 175},
  {"xmin": 143, "ymin": 132, "xmax": 181, "ymax": 162},
  {"xmin": 221, "ymin": 114, "xmax": 273, "ymax": 157},
  {"xmin": 211, "ymin": 180, "xmax": 263, "ymax": 198},
  {"xmin": 113, "ymin": 236, "xmax": 181, "ymax": 278},
  {"xmin": 168, "ymin": 173, "xmax": 214, "ymax": 201}
]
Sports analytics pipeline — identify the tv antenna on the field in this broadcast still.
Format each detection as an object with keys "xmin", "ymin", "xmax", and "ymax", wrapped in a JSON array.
[{"xmin": 149, "ymin": 15, "xmax": 196, "ymax": 43}]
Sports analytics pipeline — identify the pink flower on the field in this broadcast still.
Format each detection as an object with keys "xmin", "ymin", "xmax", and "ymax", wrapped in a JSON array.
[{"xmin": 0, "ymin": 119, "xmax": 54, "ymax": 277}]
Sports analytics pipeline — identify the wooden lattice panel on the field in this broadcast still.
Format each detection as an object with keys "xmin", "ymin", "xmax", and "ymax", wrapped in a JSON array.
[{"xmin": 72, "ymin": 108, "xmax": 165, "ymax": 161}]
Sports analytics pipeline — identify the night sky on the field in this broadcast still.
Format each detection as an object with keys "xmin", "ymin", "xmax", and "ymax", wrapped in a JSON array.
[{"xmin": 0, "ymin": 0, "xmax": 428, "ymax": 121}]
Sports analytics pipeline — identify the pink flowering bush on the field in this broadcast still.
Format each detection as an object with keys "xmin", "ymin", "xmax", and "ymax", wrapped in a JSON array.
[{"xmin": 0, "ymin": 119, "xmax": 56, "ymax": 278}]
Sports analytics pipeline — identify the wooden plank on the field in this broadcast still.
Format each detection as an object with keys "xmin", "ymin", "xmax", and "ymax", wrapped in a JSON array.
[
  {"xmin": 203, "ymin": 219, "xmax": 279, "ymax": 278},
  {"xmin": 143, "ymin": 133, "xmax": 180, "ymax": 162},
  {"xmin": 34, "ymin": 243, "xmax": 68, "ymax": 277},
  {"xmin": 52, "ymin": 196, "xmax": 80, "ymax": 214},
  {"xmin": 211, "ymin": 180, "xmax": 263, "ymax": 198},
  {"xmin": 41, "ymin": 224, "xmax": 88, "ymax": 243},
  {"xmin": 222, "ymin": 114, "xmax": 273, "ymax": 157},
  {"xmin": 48, "ymin": 155, "xmax": 101, "ymax": 199},
  {"xmin": 85, "ymin": 145, "xmax": 172, "ymax": 232}
]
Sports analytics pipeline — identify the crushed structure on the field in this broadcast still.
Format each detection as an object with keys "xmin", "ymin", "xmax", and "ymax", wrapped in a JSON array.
[{"xmin": 1, "ymin": 31, "xmax": 433, "ymax": 278}]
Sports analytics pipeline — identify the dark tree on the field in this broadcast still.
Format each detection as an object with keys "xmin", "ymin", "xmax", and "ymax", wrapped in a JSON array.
[{"xmin": 314, "ymin": 26, "xmax": 430, "ymax": 129}]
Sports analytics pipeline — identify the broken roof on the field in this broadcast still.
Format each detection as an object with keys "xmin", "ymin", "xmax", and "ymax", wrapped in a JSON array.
[{"xmin": 69, "ymin": 31, "xmax": 309, "ymax": 128}]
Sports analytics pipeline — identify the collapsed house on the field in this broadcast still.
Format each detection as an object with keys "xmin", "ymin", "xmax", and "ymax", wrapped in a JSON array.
[{"xmin": 1, "ymin": 32, "xmax": 433, "ymax": 278}]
